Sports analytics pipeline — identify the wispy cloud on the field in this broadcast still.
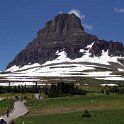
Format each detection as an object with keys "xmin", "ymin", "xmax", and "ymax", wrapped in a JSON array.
[
  {"xmin": 84, "ymin": 24, "xmax": 94, "ymax": 32},
  {"xmin": 59, "ymin": 11, "xmax": 63, "ymax": 14},
  {"xmin": 68, "ymin": 9, "xmax": 93, "ymax": 32},
  {"xmin": 68, "ymin": 9, "xmax": 85, "ymax": 19},
  {"xmin": 114, "ymin": 8, "xmax": 124, "ymax": 13}
]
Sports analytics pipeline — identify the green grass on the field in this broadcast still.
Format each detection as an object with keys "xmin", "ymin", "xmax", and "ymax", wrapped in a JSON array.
[
  {"xmin": 0, "ymin": 93, "xmax": 35, "ymax": 99},
  {"xmin": 0, "ymin": 93, "xmax": 17, "ymax": 98},
  {"xmin": 0, "ymin": 93, "xmax": 34, "ymax": 115},
  {"xmin": 0, "ymin": 99, "xmax": 13, "ymax": 114},
  {"xmin": 80, "ymin": 85, "xmax": 101, "ymax": 93},
  {"xmin": 15, "ymin": 109, "xmax": 124, "ymax": 124},
  {"xmin": 79, "ymin": 77, "xmax": 124, "ymax": 86},
  {"xmin": 1, "ymin": 93, "xmax": 124, "ymax": 123},
  {"xmin": 26, "ymin": 94, "xmax": 124, "ymax": 114}
]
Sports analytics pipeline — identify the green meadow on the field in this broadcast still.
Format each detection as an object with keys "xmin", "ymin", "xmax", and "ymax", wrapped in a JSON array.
[
  {"xmin": 0, "ymin": 87, "xmax": 124, "ymax": 124},
  {"xmin": 15, "ymin": 94, "xmax": 124, "ymax": 124},
  {"xmin": 15, "ymin": 109, "xmax": 124, "ymax": 124},
  {"xmin": 0, "ymin": 99, "xmax": 13, "ymax": 115}
]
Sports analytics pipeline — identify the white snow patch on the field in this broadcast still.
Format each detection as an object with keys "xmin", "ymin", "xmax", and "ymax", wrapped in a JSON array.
[
  {"xmin": 44, "ymin": 51, "xmax": 71, "ymax": 65},
  {"xmin": 6, "ymin": 65, "xmax": 19, "ymax": 72},
  {"xmin": 83, "ymin": 71, "xmax": 112, "ymax": 77},
  {"xmin": 17, "ymin": 63, "xmax": 40, "ymax": 71},
  {"xmin": 86, "ymin": 42, "xmax": 94, "ymax": 49},
  {"xmin": 101, "ymin": 83, "xmax": 119, "ymax": 86},
  {"xmin": 77, "ymin": 49, "xmax": 122, "ymax": 65},
  {"xmin": 96, "ymin": 76, "xmax": 124, "ymax": 81},
  {"xmin": 6, "ymin": 63, "xmax": 40, "ymax": 72},
  {"xmin": 18, "ymin": 63, "xmax": 95, "ymax": 77},
  {"xmin": 79, "ymin": 49, "xmax": 85, "ymax": 53},
  {"xmin": 118, "ymin": 68, "xmax": 124, "ymax": 72}
]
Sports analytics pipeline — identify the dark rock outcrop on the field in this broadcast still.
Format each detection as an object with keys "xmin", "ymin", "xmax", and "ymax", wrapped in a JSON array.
[{"xmin": 6, "ymin": 13, "xmax": 124, "ymax": 69}]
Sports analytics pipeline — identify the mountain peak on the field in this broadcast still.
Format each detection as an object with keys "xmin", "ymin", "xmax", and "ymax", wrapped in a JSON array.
[
  {"xmin": 6, "ymin": 13, "xmax": 124, "ymax": 70},
  {"xmin": 38, "ymin": 13, "xmax": 84, "ymax": 37},
  {"xmin": 53, "ymin": 13, "xmax": 84, "ymax": 32}
]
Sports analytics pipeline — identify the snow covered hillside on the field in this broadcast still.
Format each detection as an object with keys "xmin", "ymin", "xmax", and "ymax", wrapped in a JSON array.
[{"xmin": 0, "ymin": 42, "xmax": 123, "ymax": 86}]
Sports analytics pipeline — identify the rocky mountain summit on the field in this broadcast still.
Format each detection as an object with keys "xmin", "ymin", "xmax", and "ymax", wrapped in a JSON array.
[
  {"xmin": 7, "ymin": 13, "xmax": 124, "ymax": 69},
  {"xmin": 1, "ymin": 12, "xmax": 124, "ymax": 84}
]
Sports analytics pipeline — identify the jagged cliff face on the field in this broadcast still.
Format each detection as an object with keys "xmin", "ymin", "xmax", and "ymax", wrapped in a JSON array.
[{"xmin": 7, "ymin": 13, "xmax": 124, "ymax": 69}]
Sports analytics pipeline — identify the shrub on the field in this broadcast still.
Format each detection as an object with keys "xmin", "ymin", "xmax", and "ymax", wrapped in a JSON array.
[{"xmin": 82, "ymin": 109, "xmax": 91, "ymax": 117}]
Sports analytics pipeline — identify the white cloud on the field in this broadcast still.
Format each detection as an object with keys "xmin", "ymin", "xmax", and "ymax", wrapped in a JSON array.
[
  {"xmin": 59, "ymin": 11, "xmax": 62, "ymax": 14},
  {"xmin": 68, "ymin": 9, "xmax": 85, "ymax": 19},
  {"xmin": 84, "ymin": 24, "xmax": 94, "ymax": 32},
  {"xmin": 114, "ymin": 8, "xmax": 124, "ymax": 13},
  {"xmin": 68, "ymin": 9, "xmax": 93, "ymax": 32}
]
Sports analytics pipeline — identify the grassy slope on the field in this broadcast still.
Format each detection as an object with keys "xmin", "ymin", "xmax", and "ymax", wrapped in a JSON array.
[
  {"xmin": 25, "ymin": 94, "xmax": 124, "ymax": 115},
  {"xmin": 15, "ymin": 109, "xmax": 124, "ymax": 124},
  {"xmin": 1, "ymin": 93, "xmax": 124, "ymax": 123},
  {"xmin": 13, "ymin": 94, "xmax": 124, "ymax": 124}
]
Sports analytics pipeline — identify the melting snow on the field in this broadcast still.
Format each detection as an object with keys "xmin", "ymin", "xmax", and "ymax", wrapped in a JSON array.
[
  {"xmin": 118, "ymin": 68, "xmax": 124, "ymax": 72},
  {"xmin": 96, "ymin": 77, "xmax": 124, "ymax": 81},
  {"xmin": 78, "ymin": 49, "xmax": 119, "ymax": 65},
  {"xmin": 3, "ymin": 42, "xmax": 124, "ymax": 82},
  {"xmin": 44, "ymin": 51, "xmax": 71, "ymax": 65},
  {"xmin": 6, "ymin": 63, "xmax": 40, "ymax": 72},
  {"xmin": 83, "ymin": 71, "xmax": 112, "ymax": 77},
  {"xmin": 100, "ymin": 83, "xmax": 119, "ymax": 86},
  {"xmin": 6, "ymin": 65, "xmax": 19, "ymax": 72}
]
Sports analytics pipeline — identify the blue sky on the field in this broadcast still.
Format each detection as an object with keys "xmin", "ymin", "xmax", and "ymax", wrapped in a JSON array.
[{"xmin": 0, "ymin": 0, "xmax": 124, "ymax": 71}]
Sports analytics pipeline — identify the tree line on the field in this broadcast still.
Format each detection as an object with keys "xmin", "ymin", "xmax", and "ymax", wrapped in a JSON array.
[
  {"xmin": 43, "ymin": 81, "xmax": 87, "ymax": 98},
  {"xmin": 0, "ymin": 81, "xmax": 87, "ymax": 98},
  {"xmin": 101, "ymin": 86, "xmax": 124, "ymax": 95}
]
